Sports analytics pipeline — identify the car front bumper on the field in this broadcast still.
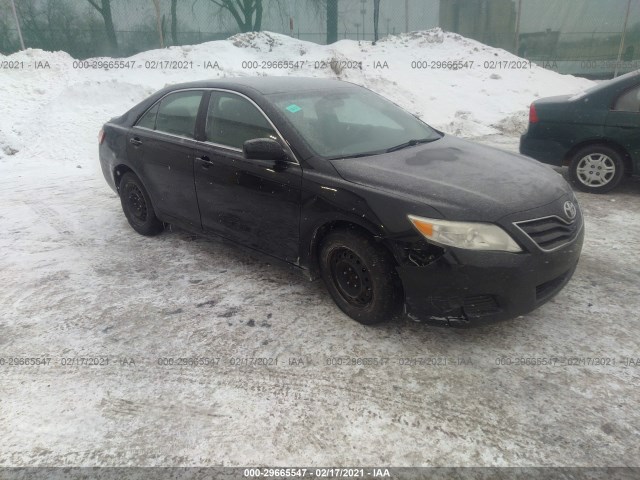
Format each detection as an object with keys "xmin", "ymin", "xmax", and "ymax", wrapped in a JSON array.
[{"xmin": 395, "ymin": 225, "xmax": 584, "ymax": 327}]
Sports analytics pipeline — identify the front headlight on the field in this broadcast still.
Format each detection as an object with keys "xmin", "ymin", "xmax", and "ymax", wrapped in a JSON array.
[{"xmin": 407, "ymin": 215, "xmax": 522, "ymax": 253}]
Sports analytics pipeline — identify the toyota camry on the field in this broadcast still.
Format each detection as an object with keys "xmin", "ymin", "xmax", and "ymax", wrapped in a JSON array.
[{"xmin": 99, "ymin": 77, "xmax": 584, "ymax": 326}]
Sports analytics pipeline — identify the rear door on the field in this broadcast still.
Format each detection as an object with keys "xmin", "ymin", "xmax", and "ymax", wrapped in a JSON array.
[
  {"xmin": 129, "ymin": 90, "xmax": 206, "ymax": 228},
  {"xmin": 193, "ymin": 90, "xmax": 302, "ymax": 263},
  {"xmin": 606, "ymin": 84, "xmax": 640, "ymax": 171}
]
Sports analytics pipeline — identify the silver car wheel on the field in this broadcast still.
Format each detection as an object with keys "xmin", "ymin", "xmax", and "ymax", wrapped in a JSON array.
[{"xmin": 575, "ymin": 153, "xmax": 616, "ymax": 187}]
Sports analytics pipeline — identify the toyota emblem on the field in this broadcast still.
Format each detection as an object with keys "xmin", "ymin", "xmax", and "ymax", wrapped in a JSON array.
[{"xmin": 563, "ymin": 201, "xmax": 577, "ymax": 220}]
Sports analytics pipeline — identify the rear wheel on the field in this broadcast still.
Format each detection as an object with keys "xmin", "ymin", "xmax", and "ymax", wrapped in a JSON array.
[
  {"xmin": 119, "ymin": 172, "xmax": 164, "ymax": 236},
  {"xmin": 569, "ymin": 145, "xmax": 625, "ymax": 194},
  {"xmin": 319, "ymin": 229, "xmax": 400, "ymax": 325}
]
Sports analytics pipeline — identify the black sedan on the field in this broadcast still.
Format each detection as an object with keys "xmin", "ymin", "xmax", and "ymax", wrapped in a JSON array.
[
  {"xmin": 99, "ymin": 77, "xmax": 583, "ymax": 326},
  {"xmin": 520, "ymin": 70, "xmax": 640, "ymax": 193}
]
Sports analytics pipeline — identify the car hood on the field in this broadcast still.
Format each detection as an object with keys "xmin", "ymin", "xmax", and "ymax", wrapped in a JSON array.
[{"xmin": 329, "ymin": 135, "xmax": 570, "ymax": 222}]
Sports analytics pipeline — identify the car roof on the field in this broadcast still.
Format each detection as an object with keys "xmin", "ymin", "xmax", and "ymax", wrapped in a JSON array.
[
  {"xmin": 579, "ymin": 69, "xmax": 640, "ymax": 98},
  {"xmin": 165, "ymin": 76, "xmax": 357, "ymax": 95},
  {"xmin": 113, "ymin": 76, "xmax": 360, "ymax": 130}
]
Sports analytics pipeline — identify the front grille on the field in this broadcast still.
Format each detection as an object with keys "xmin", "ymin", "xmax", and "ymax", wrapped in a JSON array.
[
  {"xmin": 514, "ymin": 215, "xmax": 581, "ymax": 251},
  {"xmin": 536, "ymin": 269, "xmax": 570, "ymax": 301},
  {"xmin": 463, "ymin": 295, "xmax": 500, "ymax": 317}
]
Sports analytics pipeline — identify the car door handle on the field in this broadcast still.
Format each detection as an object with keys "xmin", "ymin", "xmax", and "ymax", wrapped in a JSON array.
[
  {"xmin": 196, "ymin": 155, "xmax": 213, "ymax": 169},
  {"xmin": 129, "ymin": 137, "xmax": 142, "ymax": 146}
]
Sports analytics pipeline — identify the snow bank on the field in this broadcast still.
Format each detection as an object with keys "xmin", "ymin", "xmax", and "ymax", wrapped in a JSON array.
[{"xmin": 0, "ymin": 29, "xmax": 594, "ymax": 167}]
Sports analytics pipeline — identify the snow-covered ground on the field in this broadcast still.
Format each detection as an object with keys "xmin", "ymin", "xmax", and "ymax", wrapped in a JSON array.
[{"xmin": 1, "ymin": 31, "xmax": 639, "ymax": 467}]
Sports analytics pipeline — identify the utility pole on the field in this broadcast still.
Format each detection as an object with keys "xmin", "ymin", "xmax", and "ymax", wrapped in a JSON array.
[
  {"xmin": 327, "ymin": 0, "xmax": 338, "ymax": 44},
  {"xmin": 152, "ymin": 0, "xmax": 164, "ymax": 48},
  {"xmin": 514, "ymin": 0, "xmax": 522, "ymax": 55},
  {"xmin": 614, "ymin": 0, "xmax": 632, "ymax": 78},
  {"xmin": 360, "ymin": 0, "xmax": 366, "ymax": 40},
  {"xmin": 10, "ymin": 0, "xmax": 25, "ymax": 50},
  {"xmin": 373, "ymin": 0, "xmax": 380, "ymax": 43}
]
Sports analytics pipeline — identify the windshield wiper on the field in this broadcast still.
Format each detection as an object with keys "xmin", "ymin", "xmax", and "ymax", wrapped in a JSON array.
[
  {"xmin": 326, "ymin": 149, "xmax": 387, "ymax": 160},
  {"xmin": 326, "ymin": 138, "xmax": 439, "ymax": 160},
  {"xmin": 386, "ymin": 138, "xmax": 437, "ymax": 153}
]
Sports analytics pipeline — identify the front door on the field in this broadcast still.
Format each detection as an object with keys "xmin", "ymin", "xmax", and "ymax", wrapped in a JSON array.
[{"xmin": 194, "ymin": 91, "xmax": 302, "ymax": 263}]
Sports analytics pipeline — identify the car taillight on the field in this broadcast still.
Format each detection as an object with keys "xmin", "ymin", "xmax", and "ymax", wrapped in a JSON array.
[
  {"xmin": 98, "ymin": 128, "xmax": 105, "ymax": 145},
  {"xmin": 529, "ymin": 103, "xmax": 539, "ymax": 124}
]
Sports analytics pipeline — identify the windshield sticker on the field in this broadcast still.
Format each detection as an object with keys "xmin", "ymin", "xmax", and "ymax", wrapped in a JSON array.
[{"xmin": 286, "ymin": 104, "xmax": 302, "ymax": 113}]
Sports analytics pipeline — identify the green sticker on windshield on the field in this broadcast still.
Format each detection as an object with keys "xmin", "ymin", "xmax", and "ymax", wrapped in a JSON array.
[{"xmin": 286, "ymin": 104, "xmax": 302, "ymax": 113}]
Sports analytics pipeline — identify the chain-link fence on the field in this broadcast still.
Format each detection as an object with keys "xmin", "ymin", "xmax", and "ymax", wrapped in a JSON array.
[{"xmin": 1, "ymin": 0, "xmax": 638, "ymax": 77}]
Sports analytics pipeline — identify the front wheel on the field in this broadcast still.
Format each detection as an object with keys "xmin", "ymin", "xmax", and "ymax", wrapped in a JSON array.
[
  {"xmin": 569, "ymin": 145, "xmax": 625, "ymax": 194},
  {"xmin": 119, "ymin": 172, "xmax": 164, "ymax": 236},
  {"xmin": 319, "ymin": 229, "xmax": 400, "ymax": 325}
]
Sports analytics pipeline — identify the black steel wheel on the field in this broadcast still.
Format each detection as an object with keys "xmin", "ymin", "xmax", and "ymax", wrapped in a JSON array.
[
  {"xmin": 329, "ymin": 247, "xmax": 374, "ymax": 308},
  {"xmin": 119, "ymin": 172, "xmax": 164, "ymax": 236},
  {"xmin": 319, "ymin": 229, "xmax": 400, "ymax": 325}
]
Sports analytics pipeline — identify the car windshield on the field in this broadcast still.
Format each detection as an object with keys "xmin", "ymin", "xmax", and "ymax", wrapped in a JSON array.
[{"xmin": 269, "ymin": 88, "xmax": 441, "ymax": 159}]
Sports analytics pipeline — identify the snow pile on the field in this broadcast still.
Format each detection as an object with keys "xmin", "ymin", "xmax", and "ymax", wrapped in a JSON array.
[
  {"xmin": 0, "ymin": 29, "xmax": 594, "ymax": 168},
  {"xmin": 229, "ymin": 31, "xmax": 286, "ymax": 51}
]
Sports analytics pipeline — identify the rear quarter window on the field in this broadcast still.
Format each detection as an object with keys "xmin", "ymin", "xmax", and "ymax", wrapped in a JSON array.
[
  {"xmin": 613, "ymin": 85, "xmax": 640, "ymax": 112},
  {"xmin": 153, "ymin": 91, "xmax": 203, "ymax": 138},
  {"xmin": 136, "ymin": 103, "xmax": 159, "ymax": 129}
]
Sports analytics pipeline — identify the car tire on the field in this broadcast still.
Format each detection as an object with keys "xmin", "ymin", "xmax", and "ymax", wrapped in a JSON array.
[
  {"xmin": 319, "ymin": 229, "xmax": 400, "ymax": 325},
  {"xmin": 119, "ymin": 172, "xmax": 164, "ymax": 236},
  {"xmin": 569, "ymin": 145, "xmax": 625, "ymax": 194}
]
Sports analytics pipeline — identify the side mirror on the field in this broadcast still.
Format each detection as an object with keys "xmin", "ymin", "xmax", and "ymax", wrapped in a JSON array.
[{"xmin": 243, "ymin": 138, "xmax": 287, "ymax": 161}]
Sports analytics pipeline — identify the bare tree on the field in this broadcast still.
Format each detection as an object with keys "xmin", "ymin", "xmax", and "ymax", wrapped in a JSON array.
[
  {"xmin": 205, "ymin": 0, "xmax": 265, "ymax": 32},
  {"xmin": 0, "ymin": 0, "xmax": 19, "ymax": 53},
  {"xmin": 85, "ymin": 0, "xmax": 118, "ymax": 53},
  {"xmin": 309, "ymin": 0, "xmax": 339, "ymax": 44},
  {"xmin": 12, "ymin": 0, "xmax": 104, "ymax": 57},
  {"xmin": 314, "ymin": 0, "xmax": 379, "ymax": 44},
  {"xmin": 195, "ymin": 0, "xmax": 288, "ymax": 35},
  {"xmin": 151, "ymin": 0, "xmax": 164, "ymax": 47},
  {"xmin": 15, "ymin": 0, "xmax": 46, "ymax": 45}
]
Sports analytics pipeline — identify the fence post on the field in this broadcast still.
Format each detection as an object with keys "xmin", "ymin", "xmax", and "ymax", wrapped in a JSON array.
[
  {"xmin": 10, "ymin": 0, "xmax": 25, "ymax": 50},
  {"xmin": 614, "ymin": 0, "xmax": 632, "ymax": 78}
]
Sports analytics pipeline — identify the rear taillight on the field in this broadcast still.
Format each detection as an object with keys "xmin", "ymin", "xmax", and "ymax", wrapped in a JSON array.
[
  {"xmin": 98, "ymin": 128, "xmax": 105, "ymax": 145},
  {"xmin": 529, "ymin": 103, "xmax": 539, "ymax": 124}
]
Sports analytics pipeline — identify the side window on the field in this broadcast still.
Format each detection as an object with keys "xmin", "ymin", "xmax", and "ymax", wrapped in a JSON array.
[
  {"xmin": 613, "ymin": 86, "xmax": 640, "ymax": 112},
  {"xmin": 206, "ymin": 92, "xmax": 277, "ymax": 149},
  {"xmin": 136, "ymin": 103, "xmax": 159, "ymax": 129},
  {"xmin": 154, "ymin": 91, "xmax": 203, "ymax": 138}
]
